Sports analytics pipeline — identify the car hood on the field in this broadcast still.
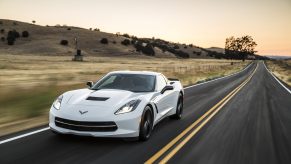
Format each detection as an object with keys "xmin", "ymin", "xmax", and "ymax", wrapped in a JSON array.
[{"xmin": 65, "ymin": 89, "xmax": 148, "ymax": 108}]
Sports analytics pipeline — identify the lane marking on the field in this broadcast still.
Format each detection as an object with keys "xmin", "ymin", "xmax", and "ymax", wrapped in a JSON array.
[
  {"xmin": 0, "ymin": 62, "xmax": 254, "ymax": 145},
  {"xmin": 146, "ymin": 63, "xmax": 258, "ymax": 164},
  {"xmin": 0, "ymin": 127, "xmax": 50, "ymax": 145},
  {"xmin": 159, "ymin": 67, "xmax": 256, "ymax": 163},
  {"xmin": 263, "ymin": 61, "xmax": 291, "ymax": 94}
]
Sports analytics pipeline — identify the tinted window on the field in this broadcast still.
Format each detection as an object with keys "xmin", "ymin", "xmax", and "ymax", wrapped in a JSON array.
[{"xmin": 92, "ymin": 74, "xmax": 155, "ymax": 92}]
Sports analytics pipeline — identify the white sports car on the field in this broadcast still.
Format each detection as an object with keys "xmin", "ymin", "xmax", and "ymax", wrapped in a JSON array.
[{"xmin": 49, "ymin": 71, "xmax": 184, "ymax": 141}]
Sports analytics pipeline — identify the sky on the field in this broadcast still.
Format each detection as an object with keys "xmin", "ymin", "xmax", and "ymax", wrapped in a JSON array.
[{"xmin": 0, "ymin": 0, "xmax": 291, "ymax": 56}]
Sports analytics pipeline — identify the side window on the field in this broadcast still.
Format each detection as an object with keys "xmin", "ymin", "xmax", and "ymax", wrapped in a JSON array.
[{"xmin": 156, "ymin": 75, "xmax": 167, "ymax": 91}]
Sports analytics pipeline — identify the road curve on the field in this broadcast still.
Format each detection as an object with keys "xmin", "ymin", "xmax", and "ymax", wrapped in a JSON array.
[{"xmin": 0, "ymin": 61, "xmax": 290, "ymax": 164}]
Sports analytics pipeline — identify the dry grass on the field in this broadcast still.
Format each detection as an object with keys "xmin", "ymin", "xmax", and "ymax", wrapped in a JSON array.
[
  {"xmin": 0, "ymin": 54, "xmax": 250, "ymax": 136},
  {"xmin": 266, "ymin": 60, "xmax": 291, "ymax": 86}
]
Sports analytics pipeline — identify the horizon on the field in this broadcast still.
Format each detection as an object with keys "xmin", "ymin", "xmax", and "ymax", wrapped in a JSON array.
[{"xmin": 0, "ymin": 0, "xmax": 290, "ymax": 56}]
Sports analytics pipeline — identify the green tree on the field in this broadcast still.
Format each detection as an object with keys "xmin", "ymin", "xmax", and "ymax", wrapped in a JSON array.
[{"xmin": 225, "ymin": 35, "xmax": 257, "ymax": 61}]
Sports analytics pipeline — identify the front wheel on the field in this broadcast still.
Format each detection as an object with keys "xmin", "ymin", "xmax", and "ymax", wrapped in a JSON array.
[
  {"xmin": 170, "ymin": 94, "xmax": 183, "ymax": 120},
  {"xmin": 139, "ymin": 106, "xmax": 153, "ymax": 141}
]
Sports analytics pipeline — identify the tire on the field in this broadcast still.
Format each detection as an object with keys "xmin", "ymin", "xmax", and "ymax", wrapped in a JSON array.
[
  {"xmin": 170, "ymin": 93, "xmax": 183, "ymax": 120},
  {"xmin": 139, "ymin": 106, "xmax": 153, "ymax": 141}
]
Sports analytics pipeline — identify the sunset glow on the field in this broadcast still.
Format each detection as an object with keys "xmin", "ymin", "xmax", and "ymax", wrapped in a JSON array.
[{"xmin": 0, "ymin": 0, "xmax": 290, "ymax": 56}]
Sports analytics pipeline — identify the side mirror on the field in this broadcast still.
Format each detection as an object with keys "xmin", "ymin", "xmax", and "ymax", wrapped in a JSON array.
[
  {"xmin": 86, "ymin": 81, "xmax": 94, "ymax": 88},
  {"xmin": 161, "ymin": 85, "xmax": 174, "ymax": 94}
]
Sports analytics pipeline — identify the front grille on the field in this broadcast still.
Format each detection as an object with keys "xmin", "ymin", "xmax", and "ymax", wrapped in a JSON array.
[{"xmin": 55, "ymin": 117, "xmax": 117, "ymax": 132}]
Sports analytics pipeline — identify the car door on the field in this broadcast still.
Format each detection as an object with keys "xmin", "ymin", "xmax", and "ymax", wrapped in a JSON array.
[{"xmin": 152, "ymin": 75, "xmax": 175, "ymax": 121}]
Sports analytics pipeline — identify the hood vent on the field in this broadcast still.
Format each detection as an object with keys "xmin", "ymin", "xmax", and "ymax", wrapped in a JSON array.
[{"xmin": 86, "ymin": 97, "xmax": 109, "ymax": 101}]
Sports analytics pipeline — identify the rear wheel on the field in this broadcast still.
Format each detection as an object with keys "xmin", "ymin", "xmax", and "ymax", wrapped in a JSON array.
[
  {"xmin": 170, "ymin": 93, "xmax": 183, "ymax": 120},
  {"xmin": 139, "ymin": 106, "xmax": 153, "ymax": 141}
]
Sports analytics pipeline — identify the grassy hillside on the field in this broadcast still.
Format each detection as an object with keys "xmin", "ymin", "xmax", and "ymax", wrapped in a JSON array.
[
  {"xmin": 266, "ymin": 60, "xmax": 291, "ymax": 86},
  {"xmin": 0, "ymin": 19, "xmax": 214, "ymax": 58}
]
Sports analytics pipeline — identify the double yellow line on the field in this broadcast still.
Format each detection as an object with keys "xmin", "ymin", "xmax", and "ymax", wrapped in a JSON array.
[{"xmin": 145, "ymin": 63, "xmax": 258, "ymax": 164}]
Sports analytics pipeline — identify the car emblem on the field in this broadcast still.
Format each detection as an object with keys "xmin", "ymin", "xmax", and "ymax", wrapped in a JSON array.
[{"xmin": 79, "ymin": 110, "xmax": 88, "ymax": 115}]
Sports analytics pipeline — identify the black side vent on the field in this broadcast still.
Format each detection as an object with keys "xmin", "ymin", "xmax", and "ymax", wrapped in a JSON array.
[{"xmin": 86, "ymin": 97, "xmax": 109, "ymax": 101}]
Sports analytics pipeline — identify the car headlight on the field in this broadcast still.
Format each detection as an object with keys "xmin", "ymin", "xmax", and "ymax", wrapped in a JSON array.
[
  {"xmin": 53, "ymin": 95, "xmax": 63, "ymax": 110},
  {"xmin": 115, "ymin": 99, "xmax": 141, "ymax": 115}
]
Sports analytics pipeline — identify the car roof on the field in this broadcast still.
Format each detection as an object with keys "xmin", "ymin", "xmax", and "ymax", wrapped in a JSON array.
[{"xmin": 109, "ymin": 70, "xmax": 161, "ymax": 76}]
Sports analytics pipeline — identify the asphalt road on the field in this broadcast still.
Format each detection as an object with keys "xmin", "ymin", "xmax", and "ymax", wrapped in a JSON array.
[{"xmin": 0, "ymin": 61, "xmax": 290, "ymax": 164}]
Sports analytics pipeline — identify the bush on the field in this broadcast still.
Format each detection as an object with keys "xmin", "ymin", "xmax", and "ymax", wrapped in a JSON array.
[
  {"xmin": 1, "ymin": 37, "xmax": 5, "ymax": 42},
  {"xmin": 184, "ymin": 46, "xmax": 187, "ymax": 49},
  {"xmin": 173, "ymin": 45, "xmax": 179, "ymax": 49},
  {"xmin": 189, "ymin": 44, "xmax": 193, "ymax": 47},
  {"xmin": 0, "ymin": 29, "xmax": 4, "ymax": 34},
  {"xmin": 13, "ymin": 21, "xmax": 17, "ymax": 25},
  {"xmin": 122, "ymin": 33, "xmax": 130, "ymax": 38},
  {"xmin": 7, "ymin": 30, "xmax": 20, "ymax": 38},
  {"xmin": 7, "ymin": 35, "xmax": 15, "ymax": 45},
  {"xmin": 100, "ymin": 38, "xmax": 108, "ymax": 44},
  {"xmin": 94, "ymin": 28, "xmax": 100, "ymax": 31},
  {"xmin": 0, "ymin": 21, "xmax": 3, "ymax": 25},
  {"xmin": 7, "ymin": 31, "xmax": 16, "ymax": 45},
  {"xmin": 112, "ymin": 41, "xmax": 116, "ymax": 44},
  {"xmin": 60, "ymin": 40, "xmax": 68, "ymax": 46},
  {"xmin": 67, "ymin": 27, "xmax": 71, "ymax": 30},
  {"xmin": 143, "ymin": 44, "xmax": 155, "ymax": 56},
  {"xmin": 22, "ymin": 31, "xmax": 29, "ymax": 37},
  {"xmin": 134, "ymin": 42, "xmax": 155, "ymax": 56},
  {"xmin": 121, "ymin": 39, "xmax": 130, "ymax": 46}
]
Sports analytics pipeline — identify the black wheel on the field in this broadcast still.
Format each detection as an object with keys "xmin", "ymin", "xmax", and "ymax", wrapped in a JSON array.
[
  {"xmin": 139, "ymin": 106, "xmax": 153, "ymax": 141},
  {"xmin": 170, "ymin": 93, "xmax": 183, "ymax": 120}
]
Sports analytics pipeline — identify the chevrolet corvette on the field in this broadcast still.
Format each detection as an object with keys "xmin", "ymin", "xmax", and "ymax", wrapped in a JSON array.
[{"xmin": 49, "ymin": 71, "xmax": 184, "ymax": 141}]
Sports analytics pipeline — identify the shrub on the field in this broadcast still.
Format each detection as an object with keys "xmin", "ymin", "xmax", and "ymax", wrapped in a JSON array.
[
  {"xmin": 173, "ymin": 45, "xmax": 179, "ymax": 49},
  {"xmin": 6, "ymin": 30, "xmax": 20, "ymax": 45},
  {"xmin": 13, "ymin": 21, "xmax": 17, "ymax": 25},
  {"xmin": 112, "ymin": 41, "xmax": 117, "ymax": 44},
  {"xmin": 184, "ymin": 46, "xmax": 187, "ymax": 49},
  {"xmin": 22, "ymin": 31, "xmax": 29, "ymax": 37},
  {"xmin": 67, "ymin": 27, "xmax": 71, "ymax": 30},
  {"xmin": 0, "ymin": 29, "xmax": 4, "ymax": 34},
  {"xmin": 122, "ymin": 33, "xmax": 130, "ymax": 38},
  {"xmin": 143, "ymin": 44, "xmax": 155, "ymax": 56},
  {"xmin": 9, "ymin": 30, "xmax": 20, "ymax": 38},
  {"xmin": 0, "ymin": 21, "xmax": 3, "ymax": 25},
  {"xmin": 60, "ymin": 40, "xmax": 68, "ymax": 46},
  {"xmin": 1, "ymin": 37, "xmax": 5, "ymax": 42},
  {"xmin": 134, "ymin": 42, "xmax": 155, "ymax": 56},
  {"xmin": 121, "ymin": 39, "xmax": 130, "ymax": 46},
  {"xmin": 94, "ymin": 28, "xmax": 100, "ymax": 31},
  {"xmin": 189, "ymin": 44, "xmax": 193, "ymax": 47},
  {"xmin": 100, "ymin": 38, "xmax": 108, "ymax": 44},
  {"xmin": 7, "ymin": 31, "xmax": 15, "ymax": 45}
]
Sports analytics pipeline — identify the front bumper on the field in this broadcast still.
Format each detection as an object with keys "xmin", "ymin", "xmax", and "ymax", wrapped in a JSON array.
[{"xmin": 49, "ymin": 109, "xmax": 141, "ymax": 138}]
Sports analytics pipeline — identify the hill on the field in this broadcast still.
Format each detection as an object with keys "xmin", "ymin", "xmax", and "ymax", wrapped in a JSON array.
[{"xmin": 0, "ymin": 19, "xmax": 218, "ymax": 58}]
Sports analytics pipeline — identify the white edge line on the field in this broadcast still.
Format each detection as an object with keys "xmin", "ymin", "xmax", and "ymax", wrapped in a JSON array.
[
  {"xmin": 263, "ymin": 61, "xmax": 291, "ymax": 94},
  {"xmin": 0, "ymin": 127, "xmax": 50, "ymax": 145},
  {"xmin": 0, "ymin": 62, "xmax": 253, "ymax": 145},
  {"xmin": 184, "ymin": 62, "xmax": 252, "ymax": 89}
]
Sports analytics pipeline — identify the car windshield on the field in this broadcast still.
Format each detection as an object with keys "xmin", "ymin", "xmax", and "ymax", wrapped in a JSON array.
[{"xmin": 91, "ymin": 74, "xmax": 156, "ymax": 92}]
